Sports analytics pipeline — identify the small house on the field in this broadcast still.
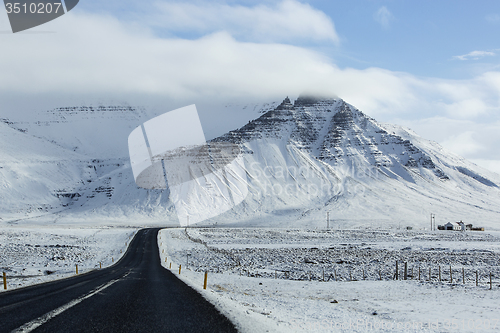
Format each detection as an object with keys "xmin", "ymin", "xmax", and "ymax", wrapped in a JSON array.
[{"xmin": 444, "ymin": 222, "xmax": 462, "ymax": 231}]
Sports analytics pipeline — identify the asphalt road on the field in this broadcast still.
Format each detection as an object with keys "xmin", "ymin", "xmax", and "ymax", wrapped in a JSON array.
[{"xmin": 0, "ymin": 228, "xmax": 237, "ymax": 333}]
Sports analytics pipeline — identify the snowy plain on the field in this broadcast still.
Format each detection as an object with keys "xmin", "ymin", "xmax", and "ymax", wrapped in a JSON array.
[
  {"xmin": 159, "ymin": 227, "xmax": 500, "ymax": 333},
  {"xmin": 0, "ymin": 226, "xmax": 137, "ymax": 290}
]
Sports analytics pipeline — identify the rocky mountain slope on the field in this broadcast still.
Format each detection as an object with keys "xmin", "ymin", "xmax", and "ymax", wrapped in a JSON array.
[{"xmin": 207, "ymin": 96, "xmax": 500, "ymax": 227}]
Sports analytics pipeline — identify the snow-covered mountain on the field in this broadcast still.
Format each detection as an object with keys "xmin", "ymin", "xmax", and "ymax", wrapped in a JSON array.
[
  {"xmin": 1, "ymin": 97, "xmax": 500, "ymax": 229},
  {"xmin": 207, "ymin": 96, "xmax": 500, "ymax": 228},
  {"xmin": 0, "ymin": 103, "xmax": 271, "ymax": 224}
]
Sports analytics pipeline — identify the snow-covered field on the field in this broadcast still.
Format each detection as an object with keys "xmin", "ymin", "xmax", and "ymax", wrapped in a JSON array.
[
  {"xmin": 0, "ymin": 226, "xmax": 137, "ymax": 290},
  {"xmin": 159, "ymin": 227, "xmax": 500, "ymax": 332}
]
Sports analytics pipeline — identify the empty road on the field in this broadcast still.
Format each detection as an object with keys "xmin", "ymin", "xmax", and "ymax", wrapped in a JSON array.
[{"xmin": 0, "ymin": 228, "xmax": 237, "ymax": 332}]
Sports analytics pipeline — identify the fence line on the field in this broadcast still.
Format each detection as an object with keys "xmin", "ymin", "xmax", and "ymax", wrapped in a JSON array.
[
  {"xmin": 178, "ymin": 230, "xmax": 498, "ymax": 289},
  {"xmin": 187, "ymin": 262, "xmax": 498, "ymax": 289}
]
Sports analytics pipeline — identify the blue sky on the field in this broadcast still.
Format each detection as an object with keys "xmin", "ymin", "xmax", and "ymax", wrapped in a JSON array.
[
  {"xmin": 76, "ymin": 0, "xmax": 500, "ymax": 79},
  {"xmin": 1, "ymin": 0, "xmax": 500, "ymax": 172},
  {"xmin": 314, "ymin": 0, "xmax": 500, "ymax": 79}
]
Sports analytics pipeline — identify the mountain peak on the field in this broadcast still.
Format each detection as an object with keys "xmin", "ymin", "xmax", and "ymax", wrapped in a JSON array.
[
  {"xmin": 276, "ymin": 96, "xmax": 294, "ymax": 110},
  {"xmin": 294, "ymin": 94, "xmax": 337, "ymax": 107},
  {"xmin": 216, "ymin": 95, "xmax": 452, "ymax": 180}
]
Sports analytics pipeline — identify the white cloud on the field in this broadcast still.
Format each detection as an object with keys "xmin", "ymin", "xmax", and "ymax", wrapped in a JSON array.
[
  {"xmin": 469, "ymin": 159, "xmax": 500, "ymax": 174},
  {"xmin": 486, "ymin": 13, "xmax": 500, "ymax": 23},
  {"xmin": 373, "ymin": 6, "xmax": 393, "ymax": 29},
  {"xmin": 0, "ymin": 13, "xmax": 334, "ymax": 99},
  {"xmin": 441, "ymin": 131, "xmax": 485, "ymax": 156},
  {"xmin": 2, "ymin": 10, "xmax": 500, "ymax": 122},
  {"xmin": 392, "ymin": 116, "xmax": 500, "ymax": 169},
  {"xmin": 2, "ymin": 9, "xmax": 500, "ymax": 171},
  {"xmin": 152, "ymin": 0, "xmax": 339, "ymax": 44},
  {"xmin": 452, "ymin": 50, "xmax": 496, "ymax": 61}
]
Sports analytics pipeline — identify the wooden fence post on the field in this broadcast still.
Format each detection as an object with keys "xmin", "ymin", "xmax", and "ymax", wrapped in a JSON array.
[
  {"xmin": 462, "ymin": 267, "xmax": 465, "ymax": 284},
  {"xmin": 179, "ymin": 264, "xmax": 182, "ymax": 274},
  {"xmin": 2, "ymin": 272, "xmax": 6, "ymax": 290},
  {"xmin": 395, "ymin": 261, "xmax": 399, "ymax": 280},
  {"xmin": 404, "ymin": 262, "xmax": 407, "ymax": 280},
  {"xmin": 418, "ymin": 266, "xmax": 421, "ymax": 280},
  {"xmin": 429, "ymin": 267, "xmax": 431, "ymax": 281},
  {"xmin": 204, "ymin": 271, "xmax": 208, "ymax": 290},
  {"xmin": 490, "ymin": 272, "xmax": 492, "ymax": 290},
  {"xmin": 450, "ymin": 265, "xmax": 453, "ymax": 283},
  {"xmin": 476, "ymin": 271, "xmax": 478, "ymax": 286}
]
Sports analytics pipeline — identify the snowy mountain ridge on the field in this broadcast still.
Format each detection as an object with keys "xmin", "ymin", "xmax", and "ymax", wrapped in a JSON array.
[
  {"xmin": 1, "ymin": 96, "xmax": 500, "ymax": 228},
  {"xmin": 218, "ymin": 96, "xmax": 449, "ymax": 180}
]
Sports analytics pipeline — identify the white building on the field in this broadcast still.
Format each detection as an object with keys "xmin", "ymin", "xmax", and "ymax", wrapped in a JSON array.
[{"xmin": 444, "ymin": 222, "xmax": 463, "ymax": 231}]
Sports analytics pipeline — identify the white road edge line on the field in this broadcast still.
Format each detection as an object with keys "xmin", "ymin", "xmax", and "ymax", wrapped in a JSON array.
[{"xmin": 11, "ymin": 273, "xmax": 128, "ymax": 333}]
